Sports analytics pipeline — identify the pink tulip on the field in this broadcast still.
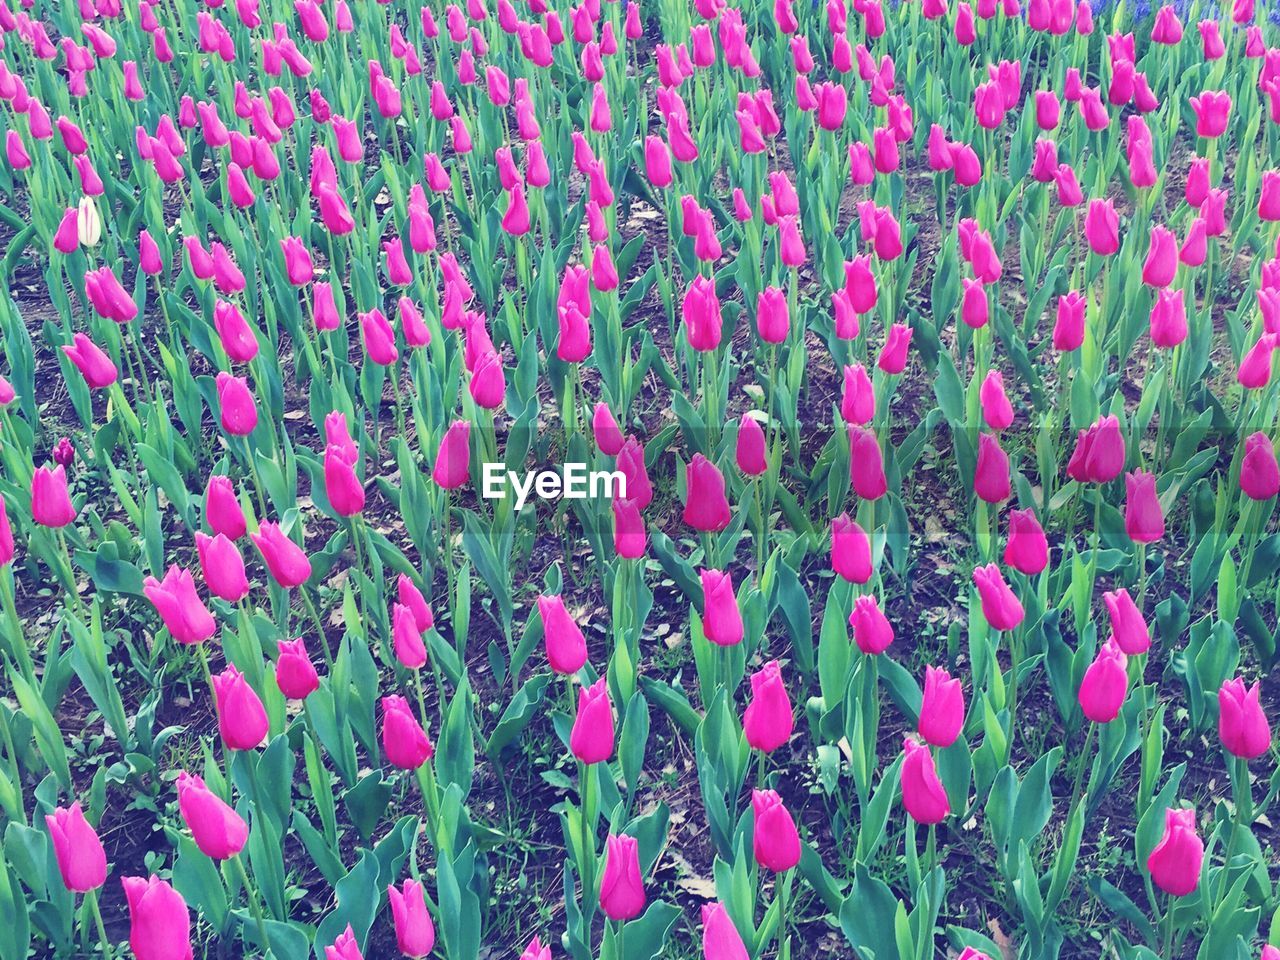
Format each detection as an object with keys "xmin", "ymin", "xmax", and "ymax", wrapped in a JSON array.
[
  {"xmin": 276, "ymin": 638, "xmax": 320, "ymax": 699},
  {"xmin": 751, "ymin": 789, "xmax": 801, "ymax": 871},
  {"xmin": 848, "ymin": 426, "xmax": 888, "ymax": 500},
  {"xmin": 831, "ymin": 514, "xmax": 872, "ymax": 584},
  {"xmin": 1124, "ymin": 470, "xmax": 1164, "ymax": 543},
  {"xmin": 617, "ymin": 437, "xmax": 652, "ymax": 510},
  {"xmin": 194, "ymin": 532, "xmax": 249, "ymax": 603},
  {"xmin": 122, "ymin": 876, "xmax": 192, "ymax": 960},
  {"xmin": 62, "ymin": 333, "xmax": 118, "ymax": 389},
  {"xmin": 215, "ymin": 372, "xmax": 258, "ymax": 436},
  {"xmin": 432, "ymin": 421, "xmax": 471, "ymax": 490},
  {"xmin": 388, "ymin": 879, "xmax": 436, "ymax": 958},
  {"xmin": 381, "ymin": 695, "xmax": 433, "ymax": 769},
  {"xmin": 599, "ymin": 834, "xmax": 646, "ymax": 920},
  {"xmin": 1190, "ymin": 90, "xmax": 1231, "ymax": 137},
  {"xmin": 973, "ymin": 433, "xmax": 1011, "ymax": 503},
  {"xmin": 205, "ymin": 476, "xmax": 246, "ymax": 540},
  {"xmin": 743, "ymin": 661, "xmax": 793, "ymax": 753},
  {"xmin": 1147, "ymin": 808, "xmax": 1203, "ymax": 896},
  {"xmin": 849, "ymin": 594, "xmax": 893, "ymax": 654},
  {"xmin": 1079, "ymin": 638, "xmax": 1128, "ymax": 723},
  {"xmin": 177, "ymin": 772, "xmax": 248, "ymax": 860},
  {"xmin": 735, "ymin": 415, "xmax": 767, "ymax": 476},
  {"xmin": 1219, "ymin": 678, "xmax": 1271, "ymax": 759},
  {"xmin": 919, "ymin": 666, "xmax": 965, "ymax": 747},
  {"xmin": 972, "ymin": 563, "xmax": 1024, "ymax": 631},
  {"xmin": 1103, "ymin": 588, "xmax": 1150, "ymax": 654},
  {"xmin": 684, "ymin": 454, "xmax": 731, "ymax": 532},
  {"xmin": 1241, "ymin": 433, "xmax": 1280, "ymax": 500},
  {"xmin": 900, "ymin": 736, "xmax": 950, "ymax": 824},
  {"xmin": 701, "ymin": 902, "xmax": 749, "ymax": 960},
  {"xmin": 326, "ymin": 925, "xmax": 365, "ymax": 960},
  {"xmin": 701, "ymin": 569, "xmax": 743, "ymax": 647},
  {"xmin": 538, "ymin": 594, "xmax": 588, "ymax": 675},
  {"xmin": 143, "ymin": 566, "xmax": 216, "ymax": 645},
  {"xmin": 683, "ymin": 275, "xmax": 723, "ymax": 351},
  {"xmin": 1004, "ymin": 509, "xmax": 1048, "ymax": 574},
  {"xmin": 1066, "ymin": 415, "xmax": 1126, "ymax": 483},
  {"xmin": 570, "ymin": 677, "xmax": 614, "ymax": 764},
  {"xmin": 46, "ymin": 803, "xmax": 107, "ymax": 892},
  {"xmin": 211, "ymin": 665, "xmax": 268, "ymax": 750},
  {"xmin": 249, "ymin": 521, "xmax": 311, "ymax": 588},
  {"xmin": 1083, "ymin": 199, "xmax": 1119, "ymax": 255}
]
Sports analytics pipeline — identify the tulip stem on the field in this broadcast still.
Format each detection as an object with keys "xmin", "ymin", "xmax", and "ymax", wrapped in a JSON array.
[
  {"xmin": 777, "ymin": 869, "xmax": 792, "ymax": 960},
  {"xmin": 86, "ymin": 887, "xmax": 111, "ymax": 959},
  {"xmin": 1237, "ymin": 497, "xmax": 1258, "ymax": 594},
  {"xmin": 0, "ymin": 568, "xmax": 33, "ymax": 680},
  {"xmin": 443, "ymin": 488, "xmax": 457, "ymax": 619},
  {"xmin": 579, "ymin": 760, "xmax": 596, "ymax": 911},
  {"xmin": 54, "ymin": 528, "xmax": 87, "ymax": 621},
  {"xmin": 231, "ymin": 852, "xmax": 271, "ymax": 954},
  {"xmin": 1067, "ymin": 721, "xmax": 1097, "ymax": 818},
  {"xmin": 299, "ymin": 589, "xmax": 333, "ymax": 669},
  {"xmin": 1219, "ymin": 754, "xmax": 1252, "ymax": 903},
  {"xmin": 241, "ymin": 436, "xmax": 270, "ymax": 520},
  {"xmin": 1160, "ymin": 895, "xmax": 1175, "ymax": 959}
]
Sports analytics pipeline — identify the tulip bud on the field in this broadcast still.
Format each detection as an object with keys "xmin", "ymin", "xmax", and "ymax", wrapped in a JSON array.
[
  {"xmin": 76, "ymin": 196, "xmax": 101, "ymax": 247},
  {"xmin": 841, "ymin": 363, "xmax": 875, "ymax": 424},
  {"xmin": 570, "ymin": 677, "xmax": 614, "ymax": 763},
  {"xmin": 1146, "ymin": 807, "xmax": 1203, "ymax": 896},
  {"xmin": 250, "ymin": 521, "xmax": 313, "ymax": 588},
  {"xmin": 432, "ymin": 420, "xmax": 471, "ymax": 490},
  {"xmin": 46, "ymin": 803, "xmax": 107, "ymax": 892},
  {"xmin": 831, "ymin": 513, "xmax": 872, "ymax": 584},
  {"xmin": 388, "ymin": 879, "xmax": 436, "ymax": 958},
  {"xmin": 849, "ymin": 594, "xmax": 894, "ymax": 654},
  {"xmin": 735, "ymin": 415, "xmax": 767, "ymax": 476},
  {"xmin": 276, "ymin": 638, "xmax": 320, "ymax": 699},
  {"xmin": 919, "ymin": 666, "xmax": 965, "ymax": 747},
  {"xmin": 1124, "ymin": 470, "xmax": 1164, "ymax": 543},
  {"xmin": 973, "ymin": 433, "xmax": 1011, "ymax": 503},
  {"xmin": 684, "ymin": 454, "xmax": 731, "ymax": 531},
  {"xmin": 848, "ymin": 426, "xmax": 889, "ymax": 500},
  {"xmin": 701, "ymin": 902, "xmax": 749, "ymax": 960},
  {"xmin": 326, "ymin": 924, "xmax": 365, "ymax": 960},
  {"xmin": 1103, "ymin": 588, "xmax": 1150, "ymax": 655},
  {"xmin": 751, "ymin": 789, "xmax": 801, "ymax": 871},
  {"xmin": 972, "ymin": 563, "xmax": 1024, "ymax": 631},
  {"xmin": 1079, "ymin": 638, "xmax": 1128, "ymax": 723},
  {"xmin": 743, "ymin": 660, "xmax": 793, "ymax": 753},
  {"xmin": 599, "ymin": 834, "xmax": 646, "ymax": 920},
  {"xmin": 700, "ymin": 569, "xmax": 744, "ymax": 647},
  {"xmin": 901, "ymin": 735, "xmax": 950, "ymax": 823},
  {"xmin": 537, "ymin": 594, "xmax": 588, "ymax": 675},
  {"xmin": 211, "ymin": 665, "xmax": 268, "ymax": 750},
  {"xmin": 1219, "ymin": 678, "xmax": 1271, "ymax": 759},
  {"xmin": 1240, "ymin": 432, "xmax": 1280, "ymax": 500},
  {"xmin": 194, "ymin": 532, "xmax": 249, "ymax": 603},
  {"xmin": 381, "ymin": 695, "xmax": 434, "ymax": 769},
  {"xmin": 177, "ymin": 772, "xmax": 248, "ymax": 860},
  {"xmin": 205, "ymin": 476, "xmax": 246, "ymax": 540},
  {"xmin": 143, "ymin": 565, "xmax": 216, "ymax": 645},
  {"xmin": 122, "ymin": 876, "xmax": 192, "ymax": 960}
]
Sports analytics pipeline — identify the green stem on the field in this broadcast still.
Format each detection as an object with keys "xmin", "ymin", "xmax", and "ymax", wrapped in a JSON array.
[
  {"xmin": 299, "ymin": 588, "xmax": 332, "ymax": 668},
  {"xmin": 231, "ymin": 852, "xmax": 270, "ymax": 953},
  {"xmin": 580, "ymin": 760, "xmax": 596, "ymax": 911},
  {"xmin": 1068, "ymin": 721, "xmax": 1097, "ymax": 817},
  {"xmin": 86, "ymin": 888, "xmax": 112, "ymax": 959}
]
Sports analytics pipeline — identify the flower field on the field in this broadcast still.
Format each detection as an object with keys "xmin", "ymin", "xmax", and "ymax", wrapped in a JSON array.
[{"xmin": 2, "ymin": 0, "xmax": 1280, "ymax": 956}]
